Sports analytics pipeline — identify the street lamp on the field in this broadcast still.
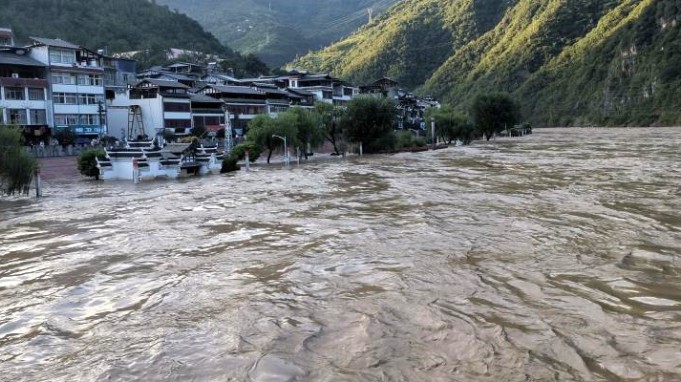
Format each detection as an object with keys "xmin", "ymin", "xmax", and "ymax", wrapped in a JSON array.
[
  {"xmin": 430, "ymin": 117, "xmax": 436, "ymax": 148},
  {"xmin": 272, "ymin": 134, "xmax": 289, "ymax": 167}
]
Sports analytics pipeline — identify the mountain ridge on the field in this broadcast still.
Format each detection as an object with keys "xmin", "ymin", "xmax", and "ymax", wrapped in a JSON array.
[
  {"xmin": 156, "ymin": 0, "xmax": 400, "ymax": 67},
  {"xmin": 294, "ymin": 0, "xmax": 681, "ymax": 126}
]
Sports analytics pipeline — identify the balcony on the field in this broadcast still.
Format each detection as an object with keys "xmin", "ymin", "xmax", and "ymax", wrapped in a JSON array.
[{"xmin": 0, "ymin": 77, "xmax": 49, "ymax": 88}]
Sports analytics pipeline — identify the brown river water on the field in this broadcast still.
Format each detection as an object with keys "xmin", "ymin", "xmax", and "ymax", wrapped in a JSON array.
[{"xmin": 1, "ymin": 128, "xmax": 680, "ymax": 381}]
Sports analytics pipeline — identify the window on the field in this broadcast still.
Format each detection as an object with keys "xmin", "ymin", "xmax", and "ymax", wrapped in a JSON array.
[
  {"xmin": 51, "ymin": 72, "xmax": 76, "ymax": 85},
  {"xmin": 54, "ymin": 114, "xmax": 79, "ymax": 125},
  {"xmin": 164, "ymin": 102, "xmax": 191, "ymax": 112},
  {"xmin": 28, "ymin": 88, "xmax": 45, "ymax": 100},
  {"xmin": 53, "ymin": 92, "xmax": 77, "ymax": 104},
  {"xmin": 78, "ymin": 74, "xmax": 102, "ymax": 86},
  {"xmin": 80, "ymin": 114, "xmax": 100, "ymax": 125},
  {"xmin": 8, "ymin": 109, "xmax": 27, "ymax": 124},
  {"xmin": 29, "ymin": 109, "xmax": 47, "ymax": 125},
  {"xmin": 193, "ymin": 116, "xmax": 223, "ymax": 128},
  {"xmin": 5, "ymin": 87, "xmax": 25, "ymax": 100},
  {"xmin": 78, "ymin": 94, "xmax": 103, "ymax": 105},
  {"xmin": 164, "ymin": 119, "xmax": 191, "ymax": 129},
  {"xmin": 49, "ymin": 48, "xmax": 76, "ymax": 64}
]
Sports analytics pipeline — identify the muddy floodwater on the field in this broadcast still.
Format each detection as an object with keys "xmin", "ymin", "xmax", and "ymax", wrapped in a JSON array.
[{"xmin": 1, "ymin": 128, "xmax": 680, "ymax": 381}]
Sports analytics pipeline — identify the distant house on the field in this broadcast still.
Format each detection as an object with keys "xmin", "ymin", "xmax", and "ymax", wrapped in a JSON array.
[
  {"xmin": 0, "ymin": 28, "xmax": 15, "ymax": 47},
  {"xmin": 360, "ymin": 77, "xmax": 399, "ymax": 98},
  {"xmin": 190, "ymin": 93, "xmax": 228, "ymax": 134},
  {"xmin": 197, "ymin": 84, "xmax": 269, "ymax": 135},
  {"xmin": 244, "ymin": 70, "xmax": 359, "ymax": 106}
]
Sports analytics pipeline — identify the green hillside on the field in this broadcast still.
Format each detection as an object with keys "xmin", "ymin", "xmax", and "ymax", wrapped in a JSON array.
[
  {"xmin": 294, "ymin": 0, "xmax": 681, "ymax": 126},
  {"xmin": 0, "ymin": 0, "xmax": 267, "ymax": 73},
  {"xmin": 156, "ymin": 0, "xmax": 399, "ymax": 67}
]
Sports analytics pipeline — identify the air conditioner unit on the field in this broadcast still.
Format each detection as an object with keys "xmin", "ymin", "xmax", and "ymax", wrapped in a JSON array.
[{"xmin": 11, "ymin": 73, "xmax": 19, "ymax": 79}]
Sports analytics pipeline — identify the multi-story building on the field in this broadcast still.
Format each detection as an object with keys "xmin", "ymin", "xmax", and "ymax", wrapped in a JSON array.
[
  {"xmin": 108, "ymin": 79, "xmax": 193, "ymax": 140},
  {"xmin": 0, "ymin": 45, "xmax": 50, "ymax": 144},
  {"xmin": 28, "ymin": 37, "xmax": 106, "ymax": 143},
  {"xmin": 252, "ymin": 70, "xmax": 359, "ymax": 106},
  {"xmin": 190, "ymin": 93, "xmax": 228, "ymax": 135},
  {"xmin": 0, "ymin": 29, "xmax": 50, "ymax": 144},
  {"xmin": 102, "ymin": 54, "xmax": 137, "ymax": 97},
  {"xmin": 197, "ymin": 83, "xmax": 301, "ymax": 136},
  {"xmin": 198, "ymin": 84, "xmax": 268, "ymax": 135}
]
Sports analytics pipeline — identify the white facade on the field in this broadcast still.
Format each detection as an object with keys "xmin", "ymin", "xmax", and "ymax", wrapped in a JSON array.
[
  {"xmin": 28, "ymin": 39, "xmax": 107, "ymax": 139},
  {"xmin": 107, "ymin": 81, "xmax": 194, "ymax": 141}
]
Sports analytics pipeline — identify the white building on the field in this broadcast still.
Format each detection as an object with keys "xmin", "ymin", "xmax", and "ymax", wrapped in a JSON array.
[
  {"xmin": 108, "ymin": 79, "xmax": 193, "ymax": 141},
  {"xmin": 0, "ymin": 45, "xmax": 50, "ymax": 144},
  {"xmin": 28, "ymin": 37, "xmax": 106, "ymax": 144}
]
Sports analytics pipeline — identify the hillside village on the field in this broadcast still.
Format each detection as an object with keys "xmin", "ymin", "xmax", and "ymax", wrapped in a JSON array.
[{"xmin": 0, "ymin": 27, "xmax": 439, "ymax": 149}]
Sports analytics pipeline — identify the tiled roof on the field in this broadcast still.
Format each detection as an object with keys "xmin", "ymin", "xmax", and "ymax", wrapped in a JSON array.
[
  {"xmin": 29, "ymin": 37, "xmax": 80, "ymax": 49},
  {"xmin": 135, "ymin": 78, "xmax": 190, "ymax": 89},
  {"xmin": 190, "ymin": 93, "xmax": 224, "ymax": 104},
  {"xmin": 0, "ymin": 50, "xmax": 45, "ymax": 67},
  {"xmin": 205, "ymin": 85, "xmax": 262, "ymax": 96}
]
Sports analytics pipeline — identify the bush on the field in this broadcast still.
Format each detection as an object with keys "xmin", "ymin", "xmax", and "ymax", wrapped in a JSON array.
[
  {"xmin": 78, "ymin": 148, "xmax": 106, "ymax": 180},
  {"xmin": 0, "ymin": 126, "xmax": 37, "ymax": 195},
  {"xmin": 220, "ymin": 155, "xmax": 240, "ymax": 173},
  {"xmin": 395, "ymin": 131, "xmax": 414, "ymax": 149},
  {"xmin": 231, "ymin": 141, "xmax": 261, "ymax": 163},
  {"xmin": 53, "ymin": 128, "xmax": 76, "ymax": 147},
  {"xmin": 162, "ymin": 129, "xmax": 177, "ymax": 143}
]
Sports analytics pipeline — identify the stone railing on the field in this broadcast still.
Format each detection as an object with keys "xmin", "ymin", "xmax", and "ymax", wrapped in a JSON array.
[{"xmin": 26, "ymin": 144, "xmax": 96, "ymax": 158}]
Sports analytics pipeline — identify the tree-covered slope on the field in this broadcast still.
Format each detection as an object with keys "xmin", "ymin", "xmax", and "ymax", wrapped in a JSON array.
[
  {"xmin": 295, "ymin": 0, "xmax": 681, "ymax": 126},
  {"xmin": 156, "ymin": 0, "xmax": 399, "ymax": 67},
  {"xmin": 0, "ymin": 0, "xmax": 235, "ymax": 60}
]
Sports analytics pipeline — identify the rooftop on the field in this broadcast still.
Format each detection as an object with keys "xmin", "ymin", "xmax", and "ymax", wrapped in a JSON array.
[
  {"xmin": 135, "ymin": 78, "xmax": 190, "ymax": 89},
  {"xmin": 29, "ymin": 36, "xmax": 80, "ymax": 50},
  {"xmin": 203, "ymin": 84, "xmax": 262, "ymax": 96},
  {"xmin": 0, "ymin": 48, "xmax": 46, "ymax": 67},
  {"xmin": 190, "ymin": 93, "xmax": 224, "ymax": 104}
]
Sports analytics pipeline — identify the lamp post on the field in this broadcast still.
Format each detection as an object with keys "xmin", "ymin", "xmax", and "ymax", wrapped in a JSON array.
[
  {"xmin": 272, "ymin": 134, "xmax": 289, "ymax": 167},
  {"xmin": 97, "ymin": 101, "xmax": 105, "ymax": 139},
  {"xmin": 430, "ymin": 117, "xmax": 436, "ymax": 148}
]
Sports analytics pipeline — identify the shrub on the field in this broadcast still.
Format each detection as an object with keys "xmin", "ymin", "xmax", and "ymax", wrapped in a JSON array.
[
  {"xmin": 230, "ymin": 141, "xmax": 261, "ymax": 163},
  {"xmin": 78, "ymin": 148, "xmax": 106, "ymax": 180},
  {"xmin": 220, "ymin": 155, "xmax": 240, "ymax": 173}
]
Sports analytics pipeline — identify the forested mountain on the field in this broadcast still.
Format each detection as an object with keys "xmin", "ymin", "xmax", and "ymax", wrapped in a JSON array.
[
  {"xmin": 294, "ymin": 0, "xmax": 681, "ymax": 126},
  {"xmin": 156, "ymin": 0, "xmax": 399, "ymax": 67},
  {"xmin": 0, "ymin": 0, "xmax": 267, "ymax": 74}
]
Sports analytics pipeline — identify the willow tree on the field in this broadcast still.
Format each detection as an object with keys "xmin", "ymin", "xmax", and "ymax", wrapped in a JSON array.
[
  {"xmin": 471, "ymin": 93, "xmax": 520, "ymax": 141},
  {"xmin": 342, "ymin": 96, "xmax": 396, "ymax": 153},
  {"xmin": 0, "ymin": 126, "xmax": 38, "ymax": 196},
  {"xmin": 314, "ymin": 101, "xmax": 345, "ymax": 155}
]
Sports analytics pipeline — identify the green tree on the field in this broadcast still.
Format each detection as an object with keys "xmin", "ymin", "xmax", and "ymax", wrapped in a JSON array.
[
  {"xmin": 470, "ymin": 93, "xmax": 520, "ymax": 141},
  {"xmin": 53, "ymin": 127, "xmax": 76, "ymax": 147},
  {"xmin": 246, "ymin": 115, "xmax": 296, "ymax": 163},
  {"xmin": 343, "ymin": 96, "xmax": 396, "ymax": 153},
  {"xmin": 77, "ymin": 148, "xmax": 106, "ymax": 180},
  {"xmin": 427, "ymin": 107, "xmax": 469, "ymax": 145},
  {"xmin": 230, "ymin": 141, "xmax": 262, "ymax": 163},
  {"xmin": 0, "ymin": 126, "xmax": 38, "ymax": 195},
  {"xmin": 288, "ymin": 106, "xmax": 322, "ymax": 159},
  {"xmin": 314, "ymin": 102, "xmax": 345, "ymax": 155}
]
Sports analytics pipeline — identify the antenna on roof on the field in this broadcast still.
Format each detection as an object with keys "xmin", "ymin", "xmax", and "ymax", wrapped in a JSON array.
[{"xmin": 368, "ymin": 8, "xmax": 373, "ymax": 23}]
